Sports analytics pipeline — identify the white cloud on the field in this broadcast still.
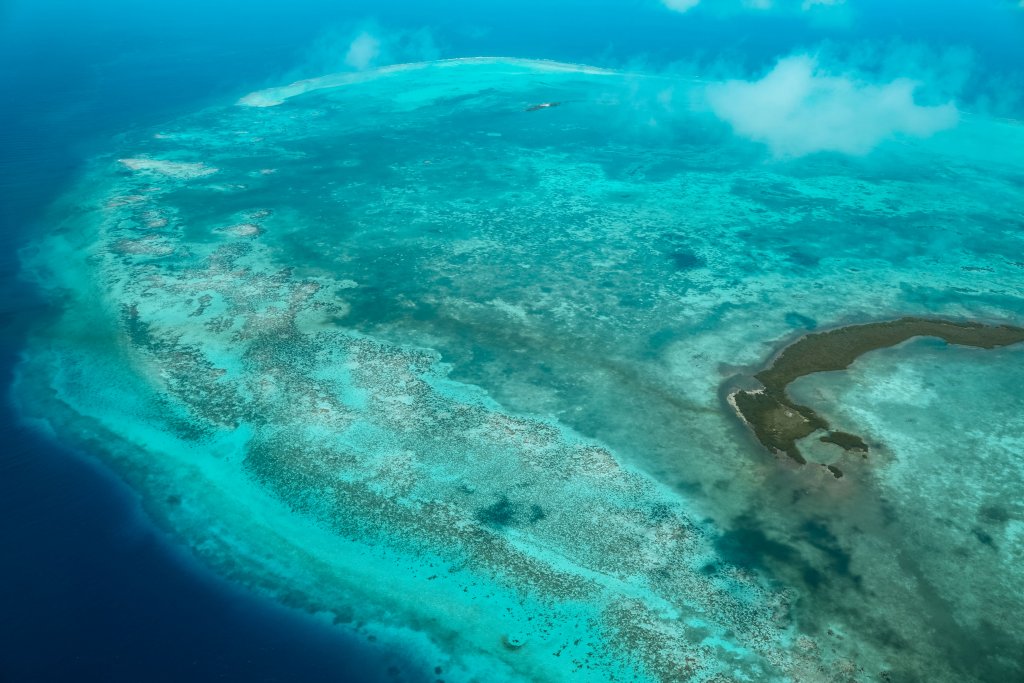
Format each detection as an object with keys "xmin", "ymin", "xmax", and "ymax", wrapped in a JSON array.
[
  {"xmin": 662, "ymin": 0, "xmax": 701, "ymax": 12},
  {"xmin": 705, "ymin": 55, "xmax": 959, "ymax": 157},
  {"xmin": 344, "ymin": 31, "xmax": 381, "ymax": 71},
  {"xmin": 298, "ymin": 24, "xmax": 439, "ymax": 75}
]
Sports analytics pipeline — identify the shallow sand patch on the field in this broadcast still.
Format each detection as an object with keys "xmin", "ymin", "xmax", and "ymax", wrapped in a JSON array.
[{"xmin": 119, "ymin": 157, "xmax": 218, "ymax": 180}]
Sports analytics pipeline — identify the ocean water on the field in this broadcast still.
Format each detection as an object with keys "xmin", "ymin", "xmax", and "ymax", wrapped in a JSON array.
[{"xmin": 2, "ymin": 2, "xmax": 1023, "ymax": 682}]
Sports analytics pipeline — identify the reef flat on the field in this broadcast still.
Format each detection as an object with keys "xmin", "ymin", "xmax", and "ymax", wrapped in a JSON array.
[
  {"xmin": 16, "ymin": 59, "xmax": 1024, "ymax": 682},
  {"xmin": 730, "ymin": 318, "xmax": 1024, "ymax": 470}
]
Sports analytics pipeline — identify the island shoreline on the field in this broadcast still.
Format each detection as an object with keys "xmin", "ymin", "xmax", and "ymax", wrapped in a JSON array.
[{"xmin": 725, "ymin": 316, "xmax": 1024, "ymax": 475}]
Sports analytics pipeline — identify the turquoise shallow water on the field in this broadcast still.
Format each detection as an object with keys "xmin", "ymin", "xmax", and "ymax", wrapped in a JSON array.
[{"xmin": 15, "ymin": 58, "xmax": 1024, "ymax": 681}]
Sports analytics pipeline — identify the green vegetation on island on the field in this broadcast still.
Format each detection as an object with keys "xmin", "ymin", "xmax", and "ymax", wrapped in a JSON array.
[{"xmin": 730, "ymin": 317, "xmax": 1024, "ymax": 473}]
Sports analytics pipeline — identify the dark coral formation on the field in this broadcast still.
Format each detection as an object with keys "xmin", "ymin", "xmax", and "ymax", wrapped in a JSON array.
[{"xmin": 730, "ymin": 317, "xmax": 1024, "ymax": 466}]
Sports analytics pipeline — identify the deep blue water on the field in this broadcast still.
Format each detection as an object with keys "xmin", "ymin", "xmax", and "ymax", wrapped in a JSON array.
[
  {"xmin": 0, "ymin": 34, "xmax": 425, "ymax": 675},
  {"xmin": 1, "ymin": 1, "xmax": 1022, "ymax": 681},
  {"xmin": 0, "ymin": 4, "xmax": 436, "ymax": 680},
  {"xmin": 0, "ymin": 356, "xmax": 425, "ymax": 683}
]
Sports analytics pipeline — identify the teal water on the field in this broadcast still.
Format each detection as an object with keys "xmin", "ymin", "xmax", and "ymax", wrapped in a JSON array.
[{"xmin": 14, "ymin": 54, "xmax": 1024, "ymax": 682}]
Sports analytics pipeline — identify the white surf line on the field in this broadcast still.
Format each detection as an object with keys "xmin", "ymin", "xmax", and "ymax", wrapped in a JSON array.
[{"xmin": 237, "ymin": 57, "xmax": 620, "ymax": 108}]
